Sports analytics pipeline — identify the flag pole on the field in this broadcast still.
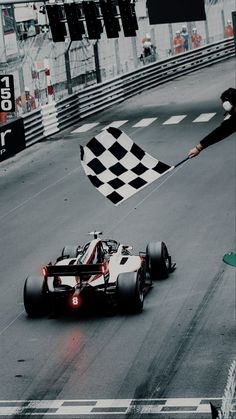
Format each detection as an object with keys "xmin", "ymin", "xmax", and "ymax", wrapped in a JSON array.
[{"xmin": 174, "ymin": 156, "xmax": 190, "ymax": 168}]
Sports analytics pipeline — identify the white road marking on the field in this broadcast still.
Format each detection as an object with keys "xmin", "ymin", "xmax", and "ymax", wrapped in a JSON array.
[
  {"xmin": 0, "ymin": 311, "xmax": 24, "ymax": 336},
  {"xmin": 163, "ymin": 115, "xmax": 187, "ymax": 124},
  {"xmin": 165, "ymin": 398, "xmax": 202, "ymax": 406},
  {"xmin": 102, "ymin": 120, "xmax": 128, "ymax": 130},
  {"xmin": 193, "ymin": 113, "xmax": 216, "ymax": 122},
  {"xmin": 69, "ymin": 112, "xmax": 222, "ymax": 134},
  {"xmin": 133, "ymin": 118, "xmax": 157, "ymax": 127},
  {"xmin": 72, "ymin": 123, "xmax": 100, "ymax": 133},
  {"xmin": 0, "ymin": 398, "xmax": 224, "ymax": 416}
]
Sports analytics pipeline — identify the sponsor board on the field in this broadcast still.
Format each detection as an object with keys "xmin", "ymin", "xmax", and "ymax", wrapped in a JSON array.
[{"xmin": 0, "ymin": 118, "xmax": 26, "ymax": 162}]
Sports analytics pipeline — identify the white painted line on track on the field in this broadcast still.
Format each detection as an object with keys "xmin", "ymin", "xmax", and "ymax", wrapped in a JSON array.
[
  {"xmin": 163, "ymin": 115, "xmax": 187, "ymax": 124},
  {"xmin": 72, "ymin": 123, "xmax": 100, "ymax": 133},
  {"xmin": 0, "ymin": 311, "xmax": 24, "ymax": 336},
  {"xmin": 133, "ymin": 118, "xmax": 157, "ymax": 127},
  {"xmin": 193, "ymin": 113, "xmax": 216, "ymax": 122},
  {"xmin": 68, "ymin": 112, "xmax": 223, "ymax": 134},
  {"xmin": 102, "ymin": 121, "xmax": 129, "ymax": 130},
  {"xmin": 165, "ymin": 398, "xmax": 202, "ymax": 406},
  {"xmin": 0, "ymin": 398, "xmax": 224, "ymax": 416}
]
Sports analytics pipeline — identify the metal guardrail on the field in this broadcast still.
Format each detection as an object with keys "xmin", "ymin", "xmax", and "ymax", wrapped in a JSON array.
[
  {"xmin": 121, "ymin": 38, "xmax": 235, "ymax": 99},
  {"xmin": 78, "ymin": 77, "xmax": 124, "ymax": 119},
  {"xmin": 21, "ymin": 108, "xmax": 44, "ymax": 146},
  {"xmin": 21, "ymin": 38, "xmax": 234, "ymax": 146},
  {"xmin": 56, "ymin": 94, "xmax": 80, "ymax": 131},
  {"xmin": 41, "ymin": 102, "xmax": 59, "ymax": 137}
]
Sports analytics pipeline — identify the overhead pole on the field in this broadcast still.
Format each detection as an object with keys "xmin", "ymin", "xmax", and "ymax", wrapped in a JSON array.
[
  {"xmin": 0, "ymin": 6, "xmax": 7, "ymax": 65},
  {"xmin": 232, "ymin": 11, "xmax": 236, "ymax": 54},
  {"xmin": 168, "ymin": 23, "xmax": 174, "ymax": 55},
  {"xmin": 64, "ymin": 40, "xmax": 73, "ymax": 94},
  {"xmin": 93, "ymin": 40, "xmax": 101, "ymax": 83},
  {"xmin": 221, "ymin": 0, "xmax": 225, "ymax": 37}
]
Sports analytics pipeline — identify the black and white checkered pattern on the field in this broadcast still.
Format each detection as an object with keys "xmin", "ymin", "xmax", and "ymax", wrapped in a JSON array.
[
  {"xmin": 0, "ymin": 398, "xmax": 222, "ymax": 416},
  {"xmin": 80, "ymin": 127, "xmax": 173, "ymax": 205}
]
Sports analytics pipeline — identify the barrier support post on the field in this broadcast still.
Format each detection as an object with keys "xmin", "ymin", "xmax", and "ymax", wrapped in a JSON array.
[
  {"xmin": 93, "ymin": 41, "xmax": 101, "ymax": 83},
  {"xmin": 65, "ymin": 40, "xmax": 73, "ymax": 95}
]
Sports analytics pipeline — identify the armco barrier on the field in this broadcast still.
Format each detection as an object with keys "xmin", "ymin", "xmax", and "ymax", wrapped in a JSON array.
[
  {"xmin": 22, "ymin": 108, "xmax": 44, "ymax": 147},
  {"xmin": 41, "ymin": 102, "xmax": 59, "ymax": 137},
  {"xmin": 20, "ymin": 38, "xmax": 234, "ymax": 147},
  {"xmin": 121, "ymin": 38, "xmax": 235, "ymax": 99},
  {"xmin": 56, "ymin": 94, "xmax": 80, "ymax": 131},
  {"xmin": 78, "ymin": 77, "xmax": 124, "ymax": 119}
]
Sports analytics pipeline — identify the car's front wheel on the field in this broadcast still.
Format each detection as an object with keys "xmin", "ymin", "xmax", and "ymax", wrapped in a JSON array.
[
  {"xmin": 117, "ymin": 271, "xmax": 144, "ymax": 313},
  {"xmin": 23, "ymin": 276, "xmax": 48, "ymax": 317}
]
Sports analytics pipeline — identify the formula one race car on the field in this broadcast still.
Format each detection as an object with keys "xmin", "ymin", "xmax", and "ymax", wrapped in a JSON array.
[{"xmin": 23, "ymin": 232, "xmax": 175, "ymax": 317}]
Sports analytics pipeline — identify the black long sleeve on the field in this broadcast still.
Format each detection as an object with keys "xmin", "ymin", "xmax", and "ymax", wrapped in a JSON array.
[{"xmin": 200, "ymin": 114, "xmax": 236, "ymax": 149}]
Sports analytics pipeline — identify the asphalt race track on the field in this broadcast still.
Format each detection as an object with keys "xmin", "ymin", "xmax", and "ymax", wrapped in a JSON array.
[{"xmin": 0, "ymin": 58, "xmax": 235, "ymax": 419}]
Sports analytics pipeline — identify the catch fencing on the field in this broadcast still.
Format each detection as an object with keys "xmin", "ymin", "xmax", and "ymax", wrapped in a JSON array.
[{"xmin": 21, "ymin": 37, "xmax": 234, "ymax": 147}]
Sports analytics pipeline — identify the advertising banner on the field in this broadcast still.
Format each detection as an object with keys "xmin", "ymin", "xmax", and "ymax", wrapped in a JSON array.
[{"xmin": 0, "ymin": 118, "xmax": 26, "ymax": 162}]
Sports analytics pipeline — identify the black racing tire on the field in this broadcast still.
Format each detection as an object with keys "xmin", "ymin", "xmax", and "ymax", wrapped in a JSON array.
[
  {"xmin": 23, "ymin": 276, "xmax": 48, "ymax": 317},
  {"xmin": 117, "ymin": 271, "xmax": 144, "ymax": 313},
  {"xmin": 61, "ymin": 245, "xmax": 78, "ymax": 259},
  {"xmin": 146, "ymin": 241, "xmax": 170, "ymax": 280}
]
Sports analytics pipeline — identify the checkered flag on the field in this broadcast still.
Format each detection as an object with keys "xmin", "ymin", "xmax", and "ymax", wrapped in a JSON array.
[{"xmin": 80, "ymin": 127, "xmax": 173, "ymax": 205}]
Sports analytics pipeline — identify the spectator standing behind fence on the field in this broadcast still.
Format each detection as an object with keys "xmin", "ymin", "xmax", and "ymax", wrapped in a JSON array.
[
  {"xmin": 181, "ymin": 25, "xmax": 189, "ymax": 51},
  {"xmin": 140, "ymin": 34, "xmax": 157, "ymax": 64},
  {"xmin": 191, "ymin": 28, "xmax": 202, "ymax": 49},
  {"xmin": 173, "ymin": 31, "xmax": 184, "ymax": 54},
  {"xmin": 225, "ymin": 20, "xmax": 234, "ymax": 38},
  {"xmin": 16, "ymin": 87, "xmax": 36, "ymax": 114}
]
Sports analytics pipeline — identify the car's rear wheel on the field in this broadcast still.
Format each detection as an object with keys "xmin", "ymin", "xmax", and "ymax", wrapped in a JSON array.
[
  {"xmin": 117, "ymin": 272, "xmax": 144, "ymax": 313},
  {"xmin": 23, "ymin": 276, "xmax": 48, "ymax": 317},
  {"xmin": 146, "ymin": 241, "xmax": 170, "ymax": 280}
]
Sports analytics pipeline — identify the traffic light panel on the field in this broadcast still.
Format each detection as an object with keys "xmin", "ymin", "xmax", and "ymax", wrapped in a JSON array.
[
  {"xmin": 46, "ymin": 4, "xmax": 67, "ymax": 42},
  {"xmin": 100, "ymin": 0, "xmax": 120, "ymax": 38},
  {"xmin": 118, "ymin": 0, "xmax": 138, "ymax": 37},
  {"xmin": 64, "ymin": 3, "xmax": 85, "ymax": 41},
  {"xmin": 82, "ymin": 1, "xmax": 103, "ymax": 40}
]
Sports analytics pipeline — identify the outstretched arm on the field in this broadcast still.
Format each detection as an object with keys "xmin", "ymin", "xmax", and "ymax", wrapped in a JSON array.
[{"xmin": 188, "ymin": 116, "xmax": 235, "ymax": 158}]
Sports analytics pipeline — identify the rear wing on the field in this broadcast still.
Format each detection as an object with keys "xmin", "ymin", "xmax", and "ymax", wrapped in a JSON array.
[{"xmin": 43, "ymin": 263, "xmax": 105, "ymax": 277}]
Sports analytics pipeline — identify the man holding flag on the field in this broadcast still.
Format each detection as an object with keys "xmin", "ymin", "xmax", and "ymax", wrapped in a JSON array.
[
  {"xmin": 188, "ymin": 88, "xmax": 236, "ymax": 158},
  {"xmin": 80, "ymin": 88, "xmax": 236, "ymax": 206}
]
